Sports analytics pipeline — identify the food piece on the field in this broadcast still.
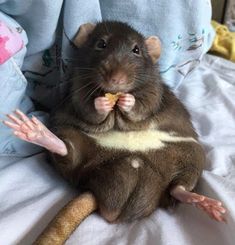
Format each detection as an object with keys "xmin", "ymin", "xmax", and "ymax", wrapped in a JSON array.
[{"xmin": 105, "ymin": 92, "xmax": 122, "ymax": 106}]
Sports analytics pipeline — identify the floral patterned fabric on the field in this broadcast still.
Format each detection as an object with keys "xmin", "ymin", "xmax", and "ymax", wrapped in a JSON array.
[{"xmin": 0, "ymin": 0, "xmax": 214, "ymax": 156}]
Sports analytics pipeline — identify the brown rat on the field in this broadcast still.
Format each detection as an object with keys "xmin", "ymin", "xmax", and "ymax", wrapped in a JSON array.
[
  {"xmin": 3, "ymin": 21, "xmax": 226, "ymax": 245},
  {"xmin": 50, "ymin": 20, "xmax": 203, "ymax": 220}
]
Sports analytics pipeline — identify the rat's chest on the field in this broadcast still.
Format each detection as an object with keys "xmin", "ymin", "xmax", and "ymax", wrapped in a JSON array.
[{"xmin": 87, "ymin": 130, "xmax": 197, "ymax": 152}]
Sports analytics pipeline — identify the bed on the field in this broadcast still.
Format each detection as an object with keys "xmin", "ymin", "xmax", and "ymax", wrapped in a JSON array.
[
  {"xmin": 1, "ymin": 0, "xmax": 235, "ymax": 244},
  {"xmin": 0, "ymin": 54, "xmax": 235, "ymax": 245}
]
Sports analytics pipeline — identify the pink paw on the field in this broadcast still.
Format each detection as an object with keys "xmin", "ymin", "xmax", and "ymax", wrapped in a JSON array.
[
  {"xmin": 171, "ymin": 185, "xmax": 227, "ymax": 223},
  {"xmin": 195, "ymin": 196, "xmax": 226, "ymax": 223},
  {"xmin": 94, "ymin": 97, "xmax": 113, "ymax": 114},
  {"xmin": 3, "ymin": 109, "xmax": 46, "ymax": 142},
  {"xmin": 3, "ymin": 109, "xmax": 67, "ymax": 156},
  {"xmin": 117, "ymin": 93, "xmax": 135, "ymax": 112}
]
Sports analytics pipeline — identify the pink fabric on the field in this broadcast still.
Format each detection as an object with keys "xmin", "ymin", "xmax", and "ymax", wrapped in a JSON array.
[{"xmin": 0, "ymin": 21, "xmax": 24, "ymax": 64}]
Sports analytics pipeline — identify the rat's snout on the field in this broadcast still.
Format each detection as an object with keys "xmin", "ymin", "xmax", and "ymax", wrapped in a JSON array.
[
  {"xmin": 109, "ymin": 71, "xmax": 128, "ymax": 85},
  {"xmin": 99, "ymin": 55, "xmax": 135, "ymax": 92}
]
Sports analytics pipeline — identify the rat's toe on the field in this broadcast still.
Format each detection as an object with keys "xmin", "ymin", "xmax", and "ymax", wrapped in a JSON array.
[{"xmin": 196, "ymin": 199, "xmax": 227, "ymax": 223}]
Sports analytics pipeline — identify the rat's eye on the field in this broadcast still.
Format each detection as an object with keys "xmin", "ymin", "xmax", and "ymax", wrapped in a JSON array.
[
  {"xmin": 96, "ymin": 39, "xmax": 107, "ymax": 50},
  {"xmin": 132, "ymin": 45, "xmax": 140, "ymax": 55}
]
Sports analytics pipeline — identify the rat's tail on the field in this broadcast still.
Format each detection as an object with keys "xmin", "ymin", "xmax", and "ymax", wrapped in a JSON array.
[{"xmin": 34, "ymin": 192, "xmax": 97, "ymax": 245}]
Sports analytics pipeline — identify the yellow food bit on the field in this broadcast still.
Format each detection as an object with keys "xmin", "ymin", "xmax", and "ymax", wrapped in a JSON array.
[{"xmin": 105, "ymin": 92, "xmax": 122, "ymax": 105}]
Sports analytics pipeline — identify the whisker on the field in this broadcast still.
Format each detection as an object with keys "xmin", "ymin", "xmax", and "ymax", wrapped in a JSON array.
[
  {"xmin": 134, "ymin": 76, "xmax": 154, "ymax": 82},
  {"xmin": 69, "ymin": 75, "xmax": 93, "ymax": 81},
  {"xmin": 103, "ymin": 21, "xmax": 110, "ymax": 35},
  {"xmin": 134, "ymin": 73, "xmax": 157, "ymax": 82},
  {"xmin": 39, "ymin": 55, "xmax": 81, "ymax": 61},
  {"xmin": 83, "ymin": 84, "xmax": 100, "ymax": 103},
  {"xmin": 134, "ymin": 76, "xmax": 151, "ymax": 83},
  {"xmin": 65, "ymin": 73, "xmax": 94, "ymax": 83},
  {"xmin": 72, "ymin": 67, "xmax": 97, "ymax": 71},
  {"xmin": 135, "ymin": 71, "xmax": 156, "ymax": 78},
  {"xmin": 72, "ymin": 81, "xmax": 95, "ymax": 92},
  {"xmin": 81, "ymin": 83, "xmax": 98, "ymax": 99},
  {"xmin": 53, "ymin": 81, "xmax": 96, "ymax": 110}
]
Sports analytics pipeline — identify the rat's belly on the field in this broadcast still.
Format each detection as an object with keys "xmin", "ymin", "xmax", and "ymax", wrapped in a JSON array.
[{"xmin": 88, "ymin": 130, "xmax": 197, "ymax": 152}]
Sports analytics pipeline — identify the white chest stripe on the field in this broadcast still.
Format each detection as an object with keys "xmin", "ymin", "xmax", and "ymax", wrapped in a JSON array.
[{"xmin": 88, "ymin": 130, "xmax": 197, "ymax": 152}]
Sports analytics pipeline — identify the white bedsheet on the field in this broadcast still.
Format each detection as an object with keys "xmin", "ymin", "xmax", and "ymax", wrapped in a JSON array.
[{"xmin": 0, "ymin": 54, "xmax": 235, "ymax": 245}]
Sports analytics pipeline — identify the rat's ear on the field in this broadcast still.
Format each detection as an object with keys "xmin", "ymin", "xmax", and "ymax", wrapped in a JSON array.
[
  {"xmin": 73, "ymin": 23, "xmax": 96, "ymax": 47},
  {"xmin": 145, "ymin": 36, "xmax": 161, "ymax": 64}
]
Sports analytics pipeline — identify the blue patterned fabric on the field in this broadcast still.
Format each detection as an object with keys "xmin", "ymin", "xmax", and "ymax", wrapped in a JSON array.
[{"xmin": 0, "ymin": 0, "xmax": 214, "ymax": 156}]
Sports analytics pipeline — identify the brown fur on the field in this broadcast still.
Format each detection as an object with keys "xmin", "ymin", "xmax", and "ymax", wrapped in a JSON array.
[{"xmin": 49, "ymin": 21, "xmax": 205, "ymax": 223}]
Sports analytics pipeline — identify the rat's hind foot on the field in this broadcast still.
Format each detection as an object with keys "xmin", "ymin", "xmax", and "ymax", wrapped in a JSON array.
[
  {"xmin": 3, "ymin": 109, "xmax": 67, "ymax": 156},
  {"xmin": 170, "ymin": 185, "xmax": 227, "ymax": 223}
]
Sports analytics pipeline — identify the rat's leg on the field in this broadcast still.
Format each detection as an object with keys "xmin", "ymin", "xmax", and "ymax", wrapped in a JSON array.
[
  {"xmin": 170, "ymin": 185, "xmax": 226, "ymax": 222},
  {"xmin": 168, "ymin": 142, "xmax": 227, "ymax": 222},
  {"xmin": 3, "ymin": 109, "xmax": 67, "ymax": 156}
]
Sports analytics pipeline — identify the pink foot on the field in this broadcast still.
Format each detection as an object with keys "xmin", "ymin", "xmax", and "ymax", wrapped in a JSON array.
[
  {"xmin": 171, "ymin": 185, "xmax": 227, "ymax": 223},
  {"xmin": 3, "ymin": 109, "xmax": 67, "ymax": 156}
]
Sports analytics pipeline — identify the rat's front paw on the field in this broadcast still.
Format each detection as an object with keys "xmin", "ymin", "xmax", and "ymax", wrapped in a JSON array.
[
  {"xmin": 117, "ymin": 93, "xmax": 135, "ymax": 112},
  {"xmin": 94, "ymin": 97, "xmax": 113, "ymax": 115}
]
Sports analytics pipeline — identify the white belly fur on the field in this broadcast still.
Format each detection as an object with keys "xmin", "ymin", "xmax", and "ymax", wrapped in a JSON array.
[{"xmin": 88, "ymin": 130, "xmax": 197, "ymax": 152}]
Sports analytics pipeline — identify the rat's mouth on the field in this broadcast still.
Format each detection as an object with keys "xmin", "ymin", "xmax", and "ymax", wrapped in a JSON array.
[{"xmin": 98, "ymin": 68, "xmax": 133, "ymax": 93}]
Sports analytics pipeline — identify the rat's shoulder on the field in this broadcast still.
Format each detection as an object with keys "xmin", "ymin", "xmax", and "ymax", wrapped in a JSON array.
[
  {"xmin": 154, "ymin": 83, "xmax": 196, "ymax": 138},
  {"xmin": 159, "ymin": 83, "xmax": 191, "ymax": 117}
]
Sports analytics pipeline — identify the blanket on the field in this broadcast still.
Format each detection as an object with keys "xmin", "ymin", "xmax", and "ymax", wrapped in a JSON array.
[
  {"xmin": 0, "ymin": 54, "xmax": 234, "ymax": 245},
  {"xmin": 0, "ymin": 0, "xmax": 214, "ymax": 156}
]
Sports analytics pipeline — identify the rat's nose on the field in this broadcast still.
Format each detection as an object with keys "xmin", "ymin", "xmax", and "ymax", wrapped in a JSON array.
[{"xmin": 109, "ymin": 71, "xmax": 127, "ymax": 85}]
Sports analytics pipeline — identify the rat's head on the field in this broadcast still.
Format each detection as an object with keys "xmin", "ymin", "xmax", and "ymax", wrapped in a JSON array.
[{"xmin": 73, "ymin": 21, "xmax": 161, "ymax": 93}]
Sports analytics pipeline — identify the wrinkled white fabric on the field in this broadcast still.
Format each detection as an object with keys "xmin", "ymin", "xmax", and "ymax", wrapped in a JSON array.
[{"xmin": 0, "ymin": 54, "xmax": 235, "ymax": 245}]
